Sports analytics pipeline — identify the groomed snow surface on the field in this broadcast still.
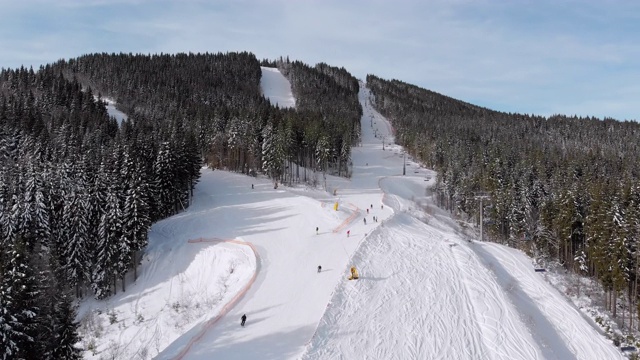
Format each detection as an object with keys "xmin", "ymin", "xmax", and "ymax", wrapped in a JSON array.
[
  {"xmin": 77, "ymin": 69, "xmax": 624, "ymax": 359},
  {"xmin": 259, "ymin": 67, "xmax": 296, "ymax": 108}
]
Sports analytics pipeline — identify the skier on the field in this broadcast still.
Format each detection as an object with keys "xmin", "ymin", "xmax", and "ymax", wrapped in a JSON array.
[
  {"xmin": 241, "ymin": 314, "xmax": 247, "ymax": 327},
  {"xmin": 251, "ymin": 184, "xmax": 254, "ymax": 189},
  {"xmin": 318, "ymin": 265, "xmax": 322, "ymax": 273},
  {"xmin": 364, "ymin": 218, "xmax": 367, "ymax": 225},
  {"xmin": 370, "ymin": 204, "xmax": 373, "ymax": 209},
  {"xmin": 316, "ymin": 227, "xmax": 319, "ymax": 235},
  {"xmin": 366, "ymin": 208, "xmax": 369, "ymax": 214},
  {"xmin": 347, "ymin": 230, "xmax": 350, "ymax": 237}
]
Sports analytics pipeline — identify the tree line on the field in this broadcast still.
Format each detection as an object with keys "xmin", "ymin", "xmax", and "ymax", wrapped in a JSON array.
[
  {"xmin": 0, "ymin": 61, "xmax": 203, "ymax": 358},
  {"xmin": 366, "ymin": 74, "xmax": 640, "ymax": 330}
]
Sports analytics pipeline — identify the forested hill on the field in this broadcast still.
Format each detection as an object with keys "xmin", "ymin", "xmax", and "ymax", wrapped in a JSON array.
[
  {"xmin": 367, "ymin": 74, "xmax": 640, "ymax": 321},
  {"xmin": 53, "ymin": 53, "xmax": 361, "ymax": 179},
  {"xmin": 0, "ymin": 52, "xmax": 360, "ymax": 358}
]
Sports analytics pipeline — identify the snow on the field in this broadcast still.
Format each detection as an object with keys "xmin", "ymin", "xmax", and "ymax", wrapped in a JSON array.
[
  {"xmin": 260, "ymin": 67, "xmax": 295, "ymax": 108},
  {"xmin": 77, "ymin": 78, "xmax": 624, "ymax": 360},
  {"xmin": 103, "ymin": 98, "xmax": 128, "ymax": 125}
]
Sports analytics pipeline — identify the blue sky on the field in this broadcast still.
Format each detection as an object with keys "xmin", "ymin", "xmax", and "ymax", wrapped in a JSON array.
[{"xmin": 1, "ymin": 0, "xmax": 639, "ymax": 121}]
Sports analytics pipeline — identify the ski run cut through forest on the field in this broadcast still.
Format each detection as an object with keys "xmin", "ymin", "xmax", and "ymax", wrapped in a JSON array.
[{"xmin": 70, "ymin": 67, "xmax": 628, "ymax": 360}]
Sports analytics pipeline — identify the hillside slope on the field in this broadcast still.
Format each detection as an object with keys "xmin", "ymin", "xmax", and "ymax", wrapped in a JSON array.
[{"xmin": 79, "ymin": 70, "xmax": 623, "ymax": 360}]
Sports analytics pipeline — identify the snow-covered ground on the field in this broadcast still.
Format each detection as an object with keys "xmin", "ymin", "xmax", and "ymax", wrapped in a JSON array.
[
  {"xmin": 259, "ymin": 67, "xmax": 295, "ymax": 108},
  {"xmin": 104, "ymin": 99, "xmax": 128, "ymax": 125},
  {"xmin": 94, "ymin": 96, "xmax": 128, "ymax": 125},
  {"xmin": 77, "ymin": 69, "xmax": 624, "ymax": 359}
]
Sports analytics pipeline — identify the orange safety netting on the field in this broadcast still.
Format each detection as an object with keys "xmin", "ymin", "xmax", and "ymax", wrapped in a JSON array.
[{"xmin": 172, "ymin": 238, "xmax": 259, "ymax": 360}]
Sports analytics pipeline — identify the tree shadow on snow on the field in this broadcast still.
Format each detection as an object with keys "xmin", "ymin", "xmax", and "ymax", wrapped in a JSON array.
[{"xmin": 160, "ymin": 322, "xmax": 316, "ymax": 360}]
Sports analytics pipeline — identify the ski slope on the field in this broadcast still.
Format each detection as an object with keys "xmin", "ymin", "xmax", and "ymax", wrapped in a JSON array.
[
  {"xmin": 260, "ymin": 66, "xmax": 296, "ymax": 108},
  {"xmin": 78, "ymin": 68, "xmax": 623, "ymax": 360}
]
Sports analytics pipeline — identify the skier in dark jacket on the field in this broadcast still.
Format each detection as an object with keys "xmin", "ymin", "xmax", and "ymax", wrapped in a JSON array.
[{"xmin": 241, "ymin": 314, "xmax": 247, "ymax": 327}]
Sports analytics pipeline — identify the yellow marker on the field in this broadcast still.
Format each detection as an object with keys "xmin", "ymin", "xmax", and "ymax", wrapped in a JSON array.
[{"xmin": 348, "ymin": 266, "xmax": 359, "ymax": 280}]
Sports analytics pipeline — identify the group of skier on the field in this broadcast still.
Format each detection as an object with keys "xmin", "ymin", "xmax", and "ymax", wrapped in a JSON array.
[{"xmin": 241, "ymin": 203, "xmax": 384, "ymax": 327}]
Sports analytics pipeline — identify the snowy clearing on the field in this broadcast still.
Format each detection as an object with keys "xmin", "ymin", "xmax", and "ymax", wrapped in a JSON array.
[
  {"xmin": 260, "ymin": 67, "xmax": 296, "ymax": 108},
  {"xmin": 103, "ymin": 98, "xmax": 128, "ymax": 125}
]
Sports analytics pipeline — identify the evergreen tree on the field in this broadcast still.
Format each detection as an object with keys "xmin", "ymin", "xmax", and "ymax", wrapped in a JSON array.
[
  {"xmin": 48, "ymin": 292, "xmax": 81, "ymax": 360},
  {"xmin": 261, "ymin": 123, "xmax": 277, "ymax": 179},
  {"xmin": 123, "ymin": 165, "xmax": 151, "ymax": 281},
  {"xmin": 0, "ymin": 235, "xmax": 38, "ymax": 360},
  {"xmin": 38, "ymin": 253, "xmax": 81, "ymax": 360},
  {"xmin": 19, "ymin": 161, "xmax": 51, "ymax": 248},
  {"xmin": 92, "ymin": 185, "xmax": 123, "ymax": 298},
  {"xmin": 61, "ymin": 163, "xmax": 91, "ymax": 297},
  {"xmin": 153, "ymin": 141, "xmax": 176, "ymax": 219}
]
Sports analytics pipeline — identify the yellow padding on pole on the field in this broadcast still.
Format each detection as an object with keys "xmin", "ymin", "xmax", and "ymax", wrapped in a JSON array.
[
  {"xmin": 333, "ymin": 202, "xmax": 339, "ymax": 211},
  {"xmin": 348, "ymin": 266, "xmax": 359, "ymax": 280}
]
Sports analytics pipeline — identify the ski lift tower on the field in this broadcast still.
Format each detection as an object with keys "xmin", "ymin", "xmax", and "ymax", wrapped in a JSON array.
[
  {"xmin": 402, "ymin": 151, "xmax": 406, "ymax": 175},
  {"xmin": 474, "ymin": 192, "xmax": 490, "ymax": 242}
]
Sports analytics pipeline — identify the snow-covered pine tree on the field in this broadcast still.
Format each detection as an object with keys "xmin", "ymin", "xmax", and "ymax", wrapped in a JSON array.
[
  {"xmin": 92, "ymin": 184, "xmax": 123, "ymax": 298},
  {"xmin": 261, "ymin": 123, "xmax": 276, "ymax": 179},
  {"xmin": 507, "ymin": 176, "xmax": 527, "ymax": 243},
  {"xmin": 273, "ymin": 123, "xmax": 288, "ymax": 184},
  {"xmin": 123, "ymin": 166, "xmax": 151, "ymax": 282},
  {"xmin": 33, "ymin": 250, "xmax": 82, "ymax": 360},
  {"xmin": 607, "ymin": 190, "xmax": 629, "ymax": 318},
  {"xmin": 278, "ymin": 119, "xmax": 294, "ymax": 185},
  {"xmin": 0, "ymin": 171, "xmax": 16, "ymax": 248},
  {"xmin": 247, "ymin": 119, "xmax": 262, "ymax": 175},
  {"xmin": 18, "ymin": 161, "xmax": 51, "ymax": 249},
  {"xmin": 227, "ymin": 116, "xmax": 244, "ymax": 173},
  {"xmin": 315, "ymin": 135, "xmax": 330, "ymax": 172},
  {"xmin": 173, "ymin": 134, "xmax": 200, "ymax": 211},
  {"xmin": 47, "ymin": 291, "xmax": 81, "ymax": 360},
  {"xmin": 209, "ymin": 116, "xmax": 227, "ymax": 169},
  {"xmin": 339, "ymin": 134, "xmax": 351, "ymax": 177},
  {"xmin": 153, "ymin": 141, "xmax": 176, "ymax": 219},
  {"xmin": 183, "ymin": 132, "xmax": 202, "ymax": 200},
  {"xmin": 584, "ymin": 182, "xmax": 607, "ymax": 276},
  {"xmin": 0, "ymin": 235, "xmax": 39, "ymax": 360},
  {"xmin": 61, "ymin": 161, "xmax": 91, "ymax": 298},
  {"xmin": 89, "ymin": 161, "xmax": 109, "ymax": 245}
]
